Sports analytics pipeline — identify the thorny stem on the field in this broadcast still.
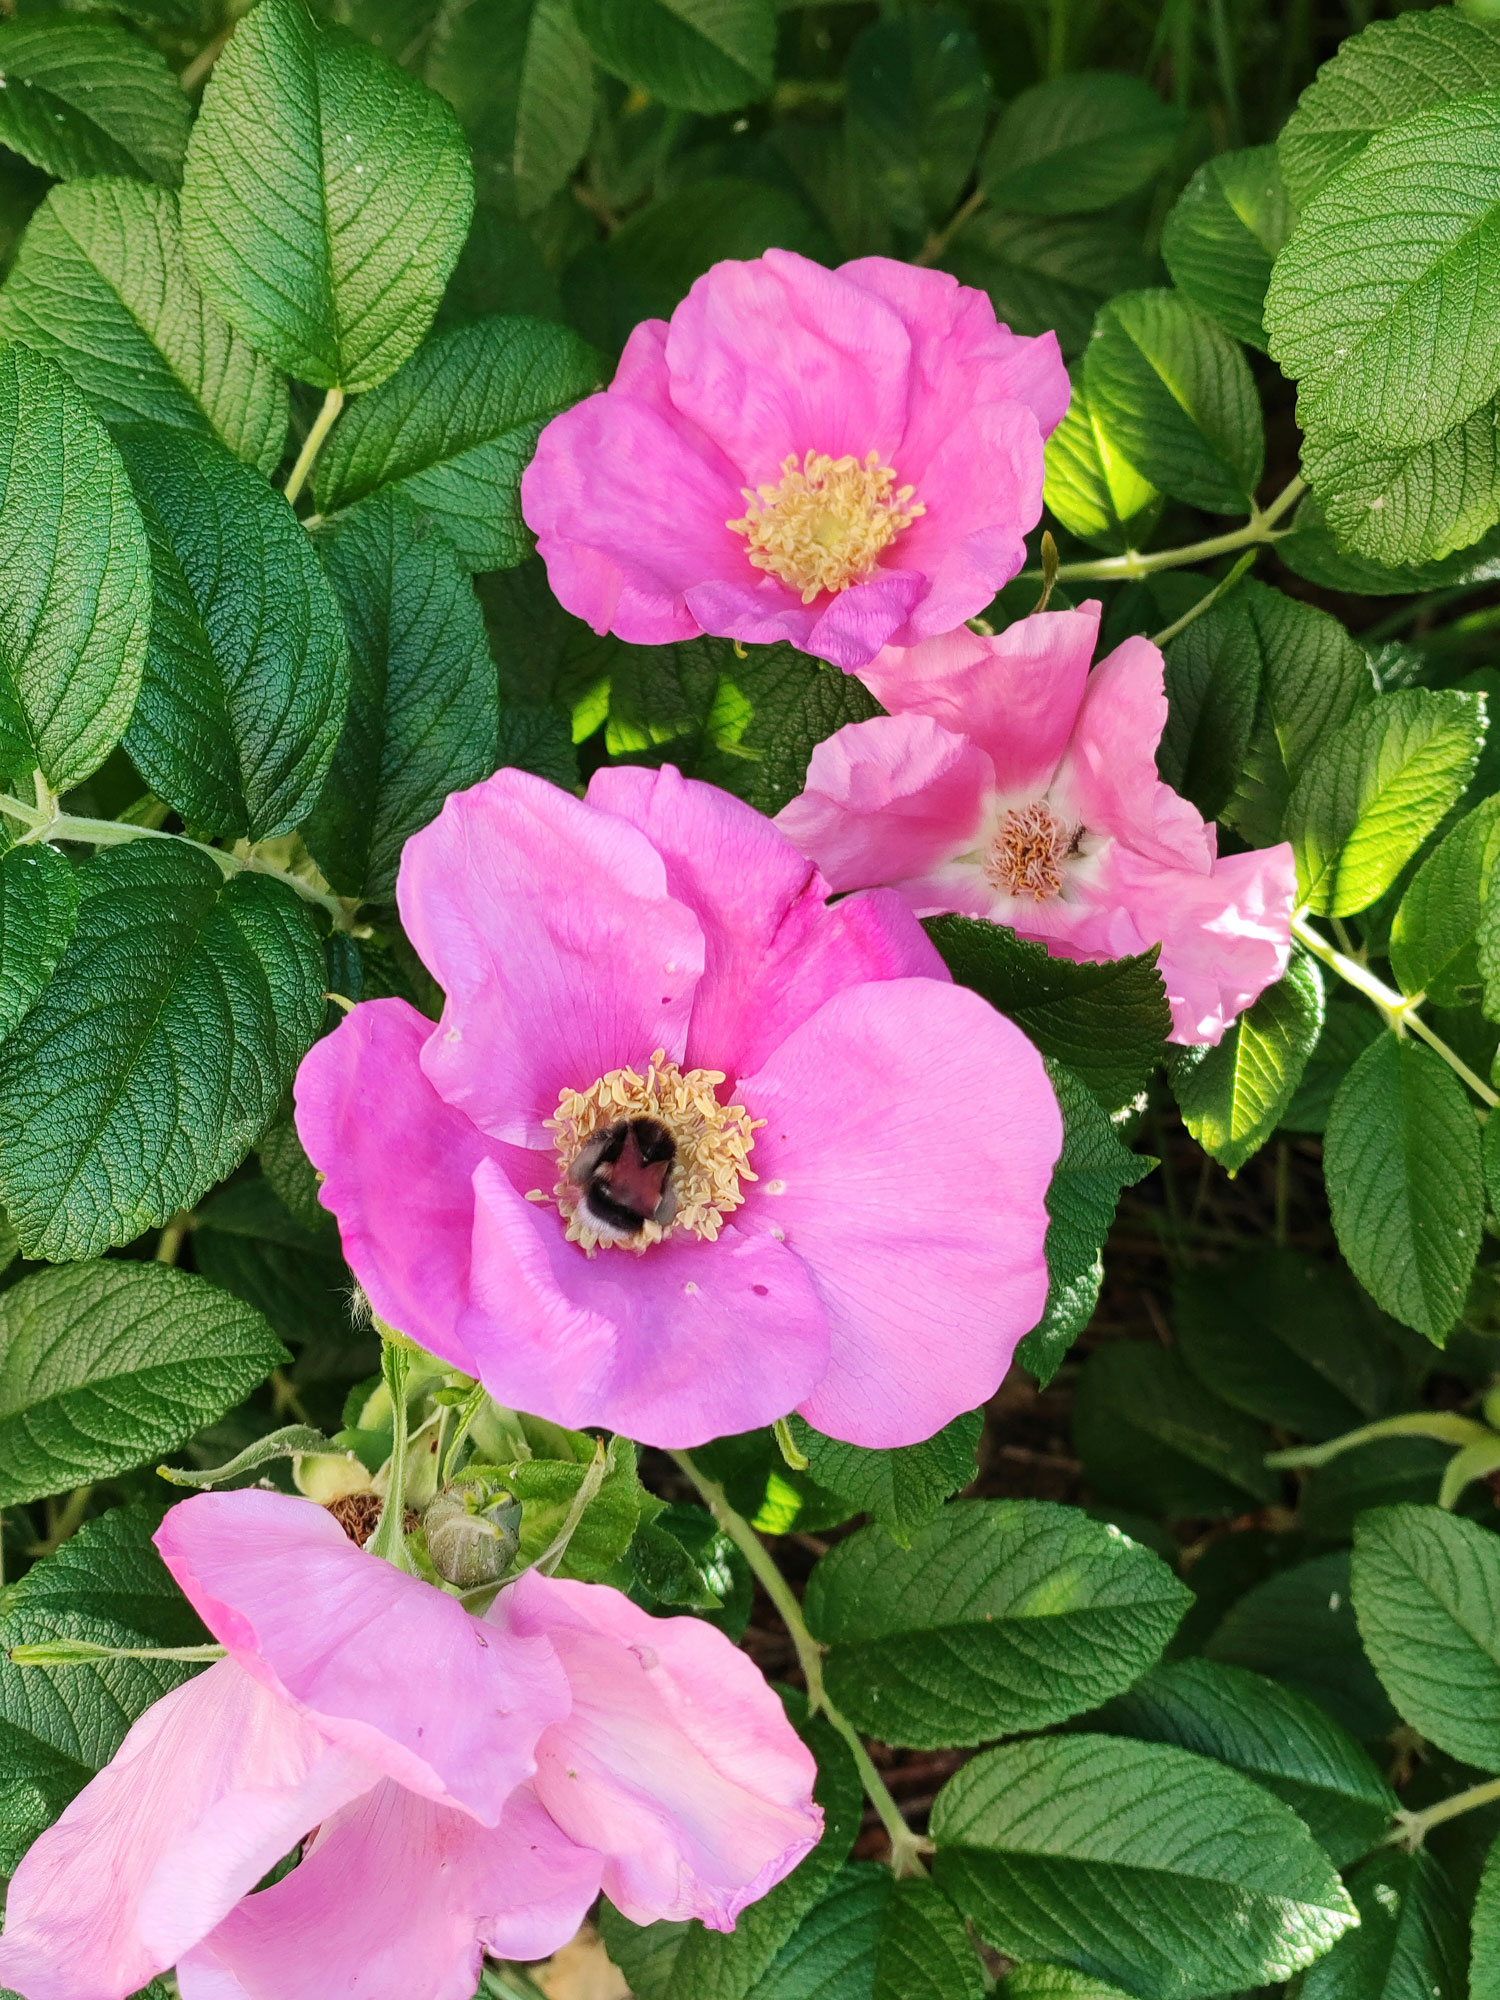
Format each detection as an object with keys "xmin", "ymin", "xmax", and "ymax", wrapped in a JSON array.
[
  {"xmin": 283, "ymin": 386, "xmax": 345, "ymax": 507},
  {"xmin": 1291, "ymin": 913, "xmax": 1500, "ymax": 1109},
  {"xmin": 1026, "ymin": 475, "xmax": 1308, "ymax": 584},
  {"xmin": 671, "ymin": 1450, "xmax": 933, "ymax": 1878},
  {"xmin": 11, "ymin": 1639, "xmax": 228, "ymax": 1666},
  {"xmin": 1393, "ymin": 1773, "xmax": 1500, "ymax": 1848}
]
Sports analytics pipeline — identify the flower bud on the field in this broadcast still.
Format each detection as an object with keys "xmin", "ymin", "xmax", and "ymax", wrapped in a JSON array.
[
  {"xmin": 293, "ymin": 1449, "xmax": 375, "ymax": 1503},
  {"xmin": 423, "ymin": 1484, "xmax": 522, "ymax": 1589}
]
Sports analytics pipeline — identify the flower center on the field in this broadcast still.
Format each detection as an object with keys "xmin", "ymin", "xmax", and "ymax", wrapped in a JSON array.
[
  {"xmin": 727, "ymin": 450, "xmax": 924, "ymax": 604},
  {"xmin": 984, "ymin": 800, "xmax": 1075, "ymax": 901},
  {"xmin": 542, "ymin": 1052, "xmax": 759, "ymax": 1254}
]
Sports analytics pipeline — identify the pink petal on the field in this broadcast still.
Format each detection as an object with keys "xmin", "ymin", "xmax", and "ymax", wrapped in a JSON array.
[
  {"xmin": 860, "ymin": 603, "xmax": 1100, "ymax": 792},
  {"xmin": 742, "ymin": 979, "xmax": 1061, "ymax": 1446},
  {"xmin": 775, "ymin": 714, "xmax": 993, "ymax": 894},
  {"xmin": 520, "ymin": 389, "xmax": 744, "ymax": 645},
  {"xmin": 176, "ymin": 1784, "xmax": 602, "ymax": 2000},
  {"xmin": 585, "ymin": 762, "xmax": 947, "ymax": 1077},
  {"xmin": 683, "ymin": 562, "xmax": 927, "ymax": 671},
  {"xmin": 460, "ymin": 1156, "xmax": 831, "ymax": 1449},
  {"xmin": 1053, "ymin": 636, "xmax": 1216, "ymax": 871},
  {"xmin": 398, "ymin": 770, "xmax": 705, "ymax": 1147},
  {"xmin": 0, "ymin": 1662, "xmax": 376, "ymax": 2000},
  {"xmin": 294, "ymin": 997, "xmax": 492, "ymax": 1376},
  {"xmin": 154, "ymin": 1491, "xmax": 570, "ymax": 1824},
  {"xmin": 493, "ymin": 1573, "xmax": 821, "ymax": 1929}
]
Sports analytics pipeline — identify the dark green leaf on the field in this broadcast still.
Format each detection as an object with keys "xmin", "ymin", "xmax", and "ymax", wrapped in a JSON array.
[
  {"xmin": 783, "ymin": 1410, "xmax": 981, "ymax": 1548},
  {"xmin": 1171, "ymin": 955, "xmax": 1324, "ymax": 1173},
  {"xmin": 1160, "ymin": 145, "xmax": 1294, "ymax": 352},
  {"xmin": 1473, "ymin": 1831, "xmax": 1500, "ymax": 2000},
  {"xmin": 570, "ymin": 0, "xmax": 774, "ymax": 116},
  {"xmin": 1072, "ymin": 1342, "xmax": 1279, "ymax": 1518},
  {"xmin": 980, "ymin": 73, "xmax": 1181, "ymax": 215},
  {"xmin": 1298, "ymin": 1847, "xmax": 1467, "ymax": 2000},
  {"xmin": 0, "ymin": 842, "xmax": 76, "ymax": 1046},
  {"xmin": 191, "ymin": 1178, "xmax": 352, "ymax": 1351},
  {"xmin": 0, "ymin": 22, "xmax": 189, "ymax": 186},
  {"xmin": 845, "ymin": 12, "xmax": 990, "ymax": 236},
  {"xmin": 945, "ymin": 212, "xmax": 1157, "ymax": 361},
  {"xmin": 739, "ymin": 1867, "xmax": 987, "ymax": 2000},
  {"xmin": 1300, "ymin": 401, "xmax": 1500, "ymax": 571},
  {"xmin": 1390, "ymin": 793, "xmax": 1500, "ymax": 1003},
  {"xmin": 1278, "ymin": 493, "xmax": 1500, "ymax": 597}
]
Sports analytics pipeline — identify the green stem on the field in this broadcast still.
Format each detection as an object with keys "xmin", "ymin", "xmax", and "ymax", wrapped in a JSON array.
[
  {"xmin": 26, "ymin": 1484, "xmax": 93, "ymax": 1558},
  {"xmin": 1267, "ymin": 1410, "xmax": 1493, "ymax": 1472},
  {"xmin": 1291, "ymin": 913, "xmax": 1500, "ymax": 1108},
  {"xmin": 1033, "ymin": 476, "xmax": 1307, "ymax": 584},
  {"xmin": 155, "ymin": 1211, "xmax": 193, "ymax": 1266},
  {"xmin": 1150, "ymin": 549, "xmax": 1258, "ymax": 647},
  {"xmin": 914, "ymin": 186, "xmax": 985, "ymax": 268},
  {"xmin": 11, "ymin": 1638, "xmax": 227, "ymax": 1666},
  {"xmin": 1395, "ymin": 1772, "xmax": 1500, "ymax": 1848},
  {"xmin": 369, "ymin": 1341, "xmax": 419, "ymax": 1573},
  {"xmin": 671, "ymin": 1450, "xmax": 932, "ymax": 1877},
  {"xmin": 283, "ymin": 386, "xmax": 344, "ymax": 507}
]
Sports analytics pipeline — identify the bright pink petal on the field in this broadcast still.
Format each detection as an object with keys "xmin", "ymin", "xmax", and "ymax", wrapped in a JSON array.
[
  {"xmin": 294, "ymin": 997, "xmax": 490, "ymax": 1377},
  {"xmin": 743, "ymin": 979, "xmax": 1061, "ymax": 1446},
  {"xmin": 154, "ymin": 1491, "xmax": 570, "ymax": 1824},
  {"xmin": 775, "ymin": 714, "xmax": 992, "ymax": 895},
  {"xmin": 0, "ymin": 1662, "xmax": 375, "ymax": 2000},
  {"xmin": 585, "ymin": 762, "xmax": 947, "ymax": 1077},
  {"xmin": 460, "ymin": 1157, "xmax": 830, "ymax": 1449},
  {"xmin": 520, "ymin": 390, "xmax": 743, "ymax": 645},
  {"xmin": 683, "ymin": 560, "xmax": 927, "ymax": 670},
  {"xmin": 494, "ymin": 1573, "xmax": 821, "ymax": 1930},
  {"xmin": 398, "ymin": 770, "xmax": 705, "ymax": 1147},
  {"xmin": 860, "ymin": 603, "xmax": 1100, "ymax": 791},
  {"xmin": 1054, "ymin": 636, "xmax": 1215, "ymax": 871},
  {"xmin": 176, "ymin": 1784, "xmax": 602, "ymax": 2000}
]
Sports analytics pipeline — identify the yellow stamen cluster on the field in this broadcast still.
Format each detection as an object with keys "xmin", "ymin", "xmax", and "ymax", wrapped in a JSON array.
[
  {"xmin": 985, "ymin": 801, "xmax": 1072, "ymax": 902},
  {"xmin": 544, "ymin": 1051, "xmax": 759, "ymax": 1254},
  {"xmin": 727, "ymin": 450, "xmax": 924, "ymax": 603}
]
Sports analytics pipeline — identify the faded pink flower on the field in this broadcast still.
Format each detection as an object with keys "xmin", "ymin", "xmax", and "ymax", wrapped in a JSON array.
[
  {"xmin": 0, "ymin": 1490, "xmax": 821, "ymax": 2000},
  {"xmin": 294, "ymin": 766, "xmax": 1061, "ymax": 1449},
  {"xmin": 520, "ymin": 251, "xmax": 1069, "ymax": 670},
  {"xmin": 777, "ymin": 604, "xmax": 1297, "ymax": 1046}
]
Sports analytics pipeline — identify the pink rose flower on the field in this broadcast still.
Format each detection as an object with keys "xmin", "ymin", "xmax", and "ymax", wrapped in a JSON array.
[
  {"xmin": 519, "ymin": 251, "xmax": 1069, "ymax": 670},
  {"xmin": 777, "ymin": 604, "xmax": 1297, "ymax": 1046},
  {"xmin": 293, "ymin": 766, "xmax": 1061, "ymax": 1449},
  {"xmin": 0, "ymin": 1490, "xmax": 822, "ymax": 2000}
]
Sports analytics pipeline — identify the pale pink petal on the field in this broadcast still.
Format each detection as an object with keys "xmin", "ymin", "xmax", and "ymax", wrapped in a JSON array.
[
  {"xmin": 398, "ymin": 771, "xmax": 705, "ymax": 1147},
  {"xmin": 775, "ymin": 714, "xmax": 992, "ymax": 895},
  {"xmin": 460, "ymin": 1156, "xmax": 831, "ymax": 1449},
  {"xmin": 176, "ymin": 1784, "xmax": 602, "ymax": 2000},
  {"xmin": 0, "ymin": 1662, "xmax": 376, "ymax": 2000},
  {"xmin": 743, "ymin": 979, "xmax": 1061, "ymax": 1446},
  {"xmin": 294, "ymin": 997, "xmax": 491, "ymax": 1377},
  {"xmin": 585, "ymin": 762, "xmax": 947, "ymax": 1077},
  {"xmin": 860, "ymin": 604, "xmax": 1100, "ymax": 790},
  {"xmin": 519, "ymin": 391, "xmax": 744, "ymax": 645},
  {"xmin": 155, "ymin": 1491, "xmax": 570, "ymax": 1824},
  {"xmin": 493, "ymin": 1573, "xmax": 821, "ymax": 1930},
  {"xmin": 1053, "ymin": 636, "xmax": 1216, "ymax": 871}
]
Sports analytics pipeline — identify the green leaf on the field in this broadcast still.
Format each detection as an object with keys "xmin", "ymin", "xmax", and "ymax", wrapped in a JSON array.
[
  {"xmin": 1300, "ymin": 400, "xmax": 1500, "ymax": 570},
  {"xmin": 1000, "ymin": 1975, "xmax": 1135, "ymax": 2000},
  {"xmin": 1266, "ymin": 89, "xmax": 1500, "ymax": 452},
  {"xmin": 159, "ymin": 1422, "xmax": 332, "ymax": 1489},
  {"xmin": 1171, "ymin": 955, "xmax": 1324, "ymax": 1173},
  {"xmin": 1279, "ymin": 492, "xmax": 1500, "ymax": 597},
  {"xmin": 569, "ymin": 0, "xmax": 774, "ymax": 115},
  {"xmin": 931, "ymin": 1734, "xmax": 1357, "ymax": 1997},
  {"xmin": 737, "ymin": 1867, "xmax": 986, "ymax": 2000},
  {"xmin": 0, "ymin": 181, "xmax": 288, "ymax": 475},
  {"xmin": 499, "ymin": 1434, "xmax": 647, "ymax": 1582},
  {"xmin": 180, "ymin": 0, "xmax": 474, "ymax": 392},
  {"xmin": 1285, "ymin": 689, "xmax": 1485, "ymax": 917},
  {"xmin": 872, "ymin": 1878, "xmax": 986, "ymax": 2000},
  {"xmin": 0, "ymin": 1505, "xmax": 211, "ymax": 1869},
  {"xmin": 312, "ymin": 315, "xmax": 602, "ymax": 572},
  {"xmin": 1042, "ymin": 381, "xmax": 1161, "ymax": 553},
  {"xmin": 1473, "ymin": 1831, "xmax": 1500, "ymax": 2000},
  {"xmin": 783, "ymin": 1410, "xmax": 981, "ymax": 1548},
  {"xmin": 0, "ymin": 22, "xmax": 189, "ymax": 186},
  {"xmin": 923, "ymin": 919, "xmax": 1170, "ymax": 1116},
  {"xmin": 118, "ymin": 424, "xmax": 350, "ymax": 841},
  {"xmin": 302, "ymin": 494, "xmax": 497, "ymax": 902},
  {"xmin": 845, "ymin": 12, "xmax": 990, "ymax": 237},
  {"xmin": 191, "ymin": 1178, "xmax": 352, "ymax": 1351},
  {"xmin": 0, "ymin": 343, "xmax": 150, "ymax": 795},
  {"xmin": 979, "ymin": 73, "xmax": 1182, "ymax": 215},
  {"xmin": 0, "ymin": 1261, "xmax": 287, "ymax": 1506},
  {"xmin": 1083, "ymin": 288, "xmax": 1263, "ymax": 516},
  {"xmin": 1018, "ymin": 1058, "xmax": 1153, "ymax": 1386},
  {"xmin": 1091, "ymin": 1657, "xmax": 1397, "ymax": 1868},
  {"xmin": 1277, "ymin": 8, "xmax": 1500, "ymax": 209},
  {"xmin": 1073, "ymin": 1342, "xmax": 1279, "ymax": 1518},
  {"xmin": 944, "ymin": 212, "xmax": 1158, "ymax": 361},
  {"xmin": 1298, "ymin": 1847, "xmax": 1467, "ymax": 2000},
  {"xmin": 692, "ymin": 642, "xmax": 882, "ymax": 818},
  {"xmin": 1352, "ymin": 1503, "xmax": 1500, "ymax": 1770},
  {"xmin": 424, "ymin": 0, "xmax": 595, "ymax": 221},
  {"xmin": 0, "ymin": 841, "xmax": 76, "ymax": 1045},
  {"xmin": 599, "ymin": 1706, "xmax": 863, "ymax": 2000},
  {"xmin": 0, "ymin": 841, "xmax": 327, "ymax": 1261},
  {"xmin": 1390, "ymin": 793, "xmax": 1500, "ymax": 1002},
  {"xmin": 804, "ymin": 1500, "xmax": 1189, "ymax": 1750},
  {"xmin": 1323, "ymin": 1035, "xmax": 1483, "ymax": 1343},
  {"xmin": 1160, "ymin": 145, "xmax": 1295, "ymax": 352}
]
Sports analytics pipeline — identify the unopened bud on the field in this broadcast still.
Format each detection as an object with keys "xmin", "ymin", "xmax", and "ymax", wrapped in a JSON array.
[{"xmin": 424, "ymin": 1485, "xmax": 522, "ymax": 1589}]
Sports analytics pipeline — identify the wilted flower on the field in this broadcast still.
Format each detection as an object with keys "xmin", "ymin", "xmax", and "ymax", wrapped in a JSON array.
[
  {"xmin": 778, "ymin": 605, "xmax": 1297, "ymax": 1046},
  {"xmin": 0, "ymin": 1490, "xmax": 821, "ymax": 2000},
  {"xmin": 520, "ymin": 250, "xmax": 1069, "ymax": 670},
  {"xmin": 294, "ymin": 766, "xmax": 1061, "ymax": 1449}
]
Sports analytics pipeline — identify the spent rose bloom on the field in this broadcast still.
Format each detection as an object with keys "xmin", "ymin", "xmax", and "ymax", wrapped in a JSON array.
[
  {"xmin": 520, "ymin": 250, "xmax": 1069, "ymax": 670},
  {"xmin": 777, "ymin": 604, "xmax": 1297, "ymax": 1046},
  {"xmin": 294, "ymin": 765, "xmax": 1061, "ymax": 1449},
  {"xmin": 0, "ymin": 1490, "xmax": 821, "ymax": 2000}
]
